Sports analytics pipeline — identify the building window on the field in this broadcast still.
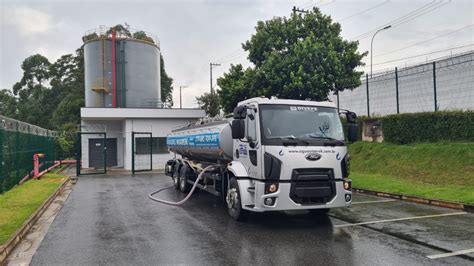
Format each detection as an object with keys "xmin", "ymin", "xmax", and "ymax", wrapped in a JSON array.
[{"xmin": 135, "ymin": 137, "xmax": 169, "ymax": 154}]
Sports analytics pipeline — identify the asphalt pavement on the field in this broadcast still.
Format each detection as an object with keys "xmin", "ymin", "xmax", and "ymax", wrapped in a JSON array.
[{"xmin": 31, "ymin": 172, "xmax": 474, "ymax": 265}]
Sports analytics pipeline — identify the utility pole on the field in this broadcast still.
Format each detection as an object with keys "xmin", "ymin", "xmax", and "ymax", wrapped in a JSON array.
[
  {"xmin": 210, "ymin": 63, "xmax": 220, "ymax": 94},
  {"xmin": 292, "ymin": 6, "xmax": 309, "ymax": 15},
  {"xmin": 179, "ymin": 85, "xmax": 187, "ymax": 109}
]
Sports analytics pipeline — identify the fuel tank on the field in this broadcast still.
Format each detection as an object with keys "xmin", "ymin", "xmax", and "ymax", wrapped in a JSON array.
[{"xmin": 166, "ymin": 120, "xmax": 233, "ymax": 163}]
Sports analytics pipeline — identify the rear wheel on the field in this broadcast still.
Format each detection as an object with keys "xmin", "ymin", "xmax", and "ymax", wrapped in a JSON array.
[
  {"xmin": 226, "ymin": 177, "xmax": 248, "ymax": 221},
  {"xmin": 172, "ymin": 163, "xmax": 181, "ymax": 189},
  {"xmin": 179, "ymin": 165, "xmax": 192, "ymax": 193}
]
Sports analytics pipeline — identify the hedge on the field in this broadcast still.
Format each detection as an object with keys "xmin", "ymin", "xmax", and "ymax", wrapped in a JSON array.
[{"xmin": 381, "ymin": 111, "xmax": 474, "ymax": 144}]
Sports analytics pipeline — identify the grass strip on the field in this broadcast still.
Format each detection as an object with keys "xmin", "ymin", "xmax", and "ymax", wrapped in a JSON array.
[{"xmin": 0, "ymin": 173, "xmax": 65, "ymax": 245}]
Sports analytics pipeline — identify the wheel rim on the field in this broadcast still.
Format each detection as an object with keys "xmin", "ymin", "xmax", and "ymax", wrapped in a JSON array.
[
  {"xmin": 226, "ymin": 188, "xmax": 239, "ymax": 211},
  {"xmin": 180, "ymin": 174, "xmax": 186, "ymax": 190}
]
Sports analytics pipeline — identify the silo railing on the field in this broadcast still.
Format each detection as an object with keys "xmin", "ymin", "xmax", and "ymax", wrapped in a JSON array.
[{"xmin": 82, "ymin": 26, "xmax": 160, "ymax": 48}]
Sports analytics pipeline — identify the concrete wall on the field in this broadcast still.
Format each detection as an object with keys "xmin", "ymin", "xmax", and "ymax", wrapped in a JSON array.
[
  {"xmin": 80, "ymin": 107, "xmax": 205, "ymax": 171},
  {"xmin": 80, "ymin": 117, "xmax": 199, "ymax": 171}
]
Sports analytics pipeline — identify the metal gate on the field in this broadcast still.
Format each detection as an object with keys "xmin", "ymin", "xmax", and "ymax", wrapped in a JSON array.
[
  {"xmin": 76, "ymin": 132, "xmax": 107, "ymax": 176},
  {"xmin": 132, "ymin": 132, "xmax": 153, "ymax": 174}
]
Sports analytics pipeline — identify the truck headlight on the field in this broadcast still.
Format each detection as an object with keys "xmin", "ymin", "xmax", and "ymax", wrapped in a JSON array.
[
  {"xmin": 265, "ymin": 183, "xmax": 279, "ymax": 194},
  {"xmin": 343, "ymin": 180, "xmax": 352, "ymax": 190}
]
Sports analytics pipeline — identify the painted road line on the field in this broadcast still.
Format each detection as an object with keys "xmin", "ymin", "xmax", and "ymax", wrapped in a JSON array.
[
  {"xmin": 352, "ymin": 199, "xmax": 397, "ymax": 205},
  {"xmin": 427, "ymin": 248, "xmax": 474, "ymax": 259},
  {"xmin": 334, "ymin": 212, "xmax": 467, "ymax": 228}
]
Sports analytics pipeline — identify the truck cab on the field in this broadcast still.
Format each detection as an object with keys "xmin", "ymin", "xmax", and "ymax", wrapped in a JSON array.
[{"xmin": 226, "ymin": 97, "xmax": 358, "ymax": 219}]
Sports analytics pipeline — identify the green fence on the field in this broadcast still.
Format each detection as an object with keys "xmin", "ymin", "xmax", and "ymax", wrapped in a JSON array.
[{"xmin": 0, "ymin": 115, "xmax": 57, "ymax": 194}]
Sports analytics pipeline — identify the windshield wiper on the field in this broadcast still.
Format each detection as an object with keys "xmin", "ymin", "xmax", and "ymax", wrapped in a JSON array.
[
  {"xmin": 307, "ymin": 135, "xmax": 345, "ymax": 146},
  {"xmin": 278, "ymin": 136, "xmax": 309, "ymax": 146}
]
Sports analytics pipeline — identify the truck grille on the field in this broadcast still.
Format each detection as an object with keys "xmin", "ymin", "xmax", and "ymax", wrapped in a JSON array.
[{"xmin": 290, "ymin": 168, "xmax": 336, "ymax": 205}]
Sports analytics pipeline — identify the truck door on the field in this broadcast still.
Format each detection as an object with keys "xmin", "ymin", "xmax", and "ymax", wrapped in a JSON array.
[{"xmin": 237, "ymin": 106, "xmax": 262, "ymax": 178}]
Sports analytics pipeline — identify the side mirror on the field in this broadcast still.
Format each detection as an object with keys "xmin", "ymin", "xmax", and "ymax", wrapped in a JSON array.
[
  {"xmin": 347, "ymin": 123, "xmax": 359, "ymax": 142},
  {"xmin": 231, "ymin": 119, "xmax": 245, "ymax": 139},
  {"xmin": 233, "ymin": 106, "xmax": 247, "ymax": 119},
  {"xmin": 346, "ymin": 112, "xmax": 357, "ymax": 124}
]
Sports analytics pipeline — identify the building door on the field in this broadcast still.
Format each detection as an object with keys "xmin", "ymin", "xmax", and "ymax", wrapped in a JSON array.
[{"xmin": 89, "ymin": 138, "xmax": 117, "ymax": 168}]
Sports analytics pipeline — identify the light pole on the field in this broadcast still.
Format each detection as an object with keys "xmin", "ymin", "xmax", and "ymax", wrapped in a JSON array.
[
  {"xmin": 370, "ymin": 25, "xmax": 391, "ymax": 78},
  {"xmin": 210, "ymin": 63, "xmax": 221, "ymax": 94},
  {"xmin": 179, "ymin": 85, "xmax": 187, "ymax": 109}
]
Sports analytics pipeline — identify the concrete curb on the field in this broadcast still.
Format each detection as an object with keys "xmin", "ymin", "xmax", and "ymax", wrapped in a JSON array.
[
  {"xmin": 353, "ymin": 188, "xmax": 474, "ymax": 213},
  {"xmin": 0, "ymin": 174, "xmax": 71, "ymax": 265}
]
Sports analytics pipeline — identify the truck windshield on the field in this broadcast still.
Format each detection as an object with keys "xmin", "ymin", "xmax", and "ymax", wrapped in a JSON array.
[{"xmin": 260, "ymin": 104, "xmax": 344, "ymax": 145}]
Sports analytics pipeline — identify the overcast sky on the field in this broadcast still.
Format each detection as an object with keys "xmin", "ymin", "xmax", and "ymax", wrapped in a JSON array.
[{"xmin": 1, "ymin": 0, "xmax": 473, "ymax": 108}]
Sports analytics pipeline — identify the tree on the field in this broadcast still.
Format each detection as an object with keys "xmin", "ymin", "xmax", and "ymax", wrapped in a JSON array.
[
  {"xmin": 196, "ymin": 92, "xmax": 220, "ymax": 117},
  {"xmin": 133, "ymin": 31, "xmax": 155, "ymax": 44},
  {"xmin": 106, "ymin": 24, "xmax": 131, "ymax": 38},
  {"xmin": 218, "ymin": 7, "xmax": 366, "ymax": 112},
  {"xmin": 0, "ymin": 89, "xmax": 17, "ymax": 117},
  {"xmin": 217, "ymin": 64, "xmax": 254, "ymax": 114},
  {"xmin": 11, "ymin": 54, "xmax": 52, "ymax": 127},
  {"xmin": 160, "ymin": 54, "xmax": 173, "ymax": 106}
]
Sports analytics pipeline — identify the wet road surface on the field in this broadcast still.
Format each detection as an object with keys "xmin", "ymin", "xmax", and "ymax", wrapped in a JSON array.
[{"xmin": 31, "ymin": 173, "xmax": 474, "ymax": 265}]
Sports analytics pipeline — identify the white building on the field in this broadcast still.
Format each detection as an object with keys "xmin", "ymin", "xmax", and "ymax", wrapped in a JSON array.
[{"xmin": 80, "ymin": 108, "xmax": 204, "ymax": 171}]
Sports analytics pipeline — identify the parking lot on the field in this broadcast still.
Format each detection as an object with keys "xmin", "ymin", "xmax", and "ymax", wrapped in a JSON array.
[{"xmin": 31, "ymin": 172, "xmax": 474, "ymax": 265}]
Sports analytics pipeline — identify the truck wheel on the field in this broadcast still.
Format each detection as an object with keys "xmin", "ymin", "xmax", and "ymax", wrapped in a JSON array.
[
  {"xmin": 226, "ymin": 177, "xmax": 248, "ymax": 221},
  {"xmin": 179, "ymin": 165, "xmax": 192, "ymax": 193},
  {"xmin": 172, "ymin": 163, "xmax": 181, "ymax": 189}
]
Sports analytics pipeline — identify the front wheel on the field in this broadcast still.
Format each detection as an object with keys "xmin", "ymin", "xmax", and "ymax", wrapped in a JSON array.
[
  {"xmin": 179, "ymin": 165, "xmax": 192, "ymax": 193},
  {"xmin": 226, "ymin": 177, "xmax": 248, "ymax": 221},
  {"xmin": 172, "ymin": 163, "xmax": 181, "ymax": 189}
]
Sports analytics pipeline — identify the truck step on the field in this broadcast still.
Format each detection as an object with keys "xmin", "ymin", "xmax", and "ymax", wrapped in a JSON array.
[{"xmin": 247, "ymin": 187, "xmax": 255, "ymax": 193}]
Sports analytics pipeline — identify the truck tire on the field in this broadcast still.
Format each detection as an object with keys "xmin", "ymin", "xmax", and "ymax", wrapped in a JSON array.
[
  {"xmin": 226, "ymin": 177, "xmax": 248, "ymax": 221},
  {"xmin": 172, "ymin": 163, "xmax": 181, "ymax": 189},
  {"xmin": 179, "ymin": 165, "xmax": 192, "ymax": 193}
]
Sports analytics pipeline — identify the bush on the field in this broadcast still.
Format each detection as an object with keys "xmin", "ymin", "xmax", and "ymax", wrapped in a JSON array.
[{"xmin": 381, "ymin": 111, "xmax": 474, "ymax": 144}]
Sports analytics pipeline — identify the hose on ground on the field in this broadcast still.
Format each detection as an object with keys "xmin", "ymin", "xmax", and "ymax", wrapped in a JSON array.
[{"xmin": 148, "ymin": 165, "xmax": 214, "ymax": 206}]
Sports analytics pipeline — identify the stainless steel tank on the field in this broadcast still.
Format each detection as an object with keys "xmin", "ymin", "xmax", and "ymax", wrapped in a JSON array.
[
  {"xmin": 167, "ymin": 120, "xmax": 234, "ymax": 163},
  {"xmin": 123, "ymin": 39, "xmax": 161, "ymax": 108},
  {"xmin": 84, "ymin": 39, "xmax": 113, "ymax": 108},
  {"xmin": 83, "ymin": 30, "xmax": 161, "ymax": 108}
]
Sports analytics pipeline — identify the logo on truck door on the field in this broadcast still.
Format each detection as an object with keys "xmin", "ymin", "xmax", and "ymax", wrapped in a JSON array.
[
  {"xmin": 305, "ymin": 153, "xmax": 322, "ymax": 161},
  {"xmin": 238, "ymin": 144, "xmax": 248, "ymax": 157}
]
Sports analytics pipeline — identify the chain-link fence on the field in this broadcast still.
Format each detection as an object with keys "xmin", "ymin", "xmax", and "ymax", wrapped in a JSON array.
[
  {"xmin": 331, "ymin": 51, "xmax": 474, "ymax": 116},
  {"xmin": 0, "ymin": 115, "xmax": 57, "ymax": 194}
]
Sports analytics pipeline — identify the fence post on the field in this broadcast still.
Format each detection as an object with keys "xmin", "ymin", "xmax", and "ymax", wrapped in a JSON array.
[
  {"xmin": 366, "ymin": 73, "xmax": 370, "ymax": 117},
  {"xmin": 0, "ymin": 122, "xmax": 3, "ymax": 191},
  {"xmin": 150, "ymin": 134, "xmax": 153, "ymax": 171},
  {"xmin": 27, "ymin": 125, "xmax": 31, "ymax": 178},
  {"xmin": 433, "ymin": 61, "xmax": 438, "ymax": 112},
  {"xmin": 76, "ymin": 132, "xmax": 81, "ymax": 176},
  {"xmin": 132, "ymin": 132, "xmax": 135, "ymax": 174},
  {"xmin": 395, "ymin": 67, "xmax": 399, "ymax": 114},
  {"xmin": 15, "ymin": 121, "xmax": 19, "ymax": 183}
]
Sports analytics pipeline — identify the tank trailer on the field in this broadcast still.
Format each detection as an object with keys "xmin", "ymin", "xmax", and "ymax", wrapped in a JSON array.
[{"xmin": 165, "ymin": 97, "xmax": 359, "ymax": 221}]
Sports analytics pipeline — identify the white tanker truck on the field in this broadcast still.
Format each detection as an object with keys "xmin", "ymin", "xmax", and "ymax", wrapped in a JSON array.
[{"xmin": 164, "ymin": 97, "xmax": 359, "ymax": 221}]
